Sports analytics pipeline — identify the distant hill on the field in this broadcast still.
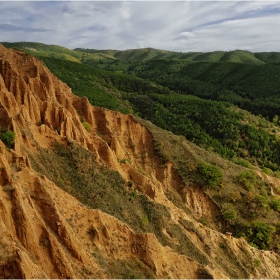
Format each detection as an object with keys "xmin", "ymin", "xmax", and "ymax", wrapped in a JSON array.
[
  {"xmin": 75, "ymin": 47, "xmax": 267, "ymax": 64},
  {"xmin": 5, "ymin": 41, "xmax": 280, "ymax": 64}
]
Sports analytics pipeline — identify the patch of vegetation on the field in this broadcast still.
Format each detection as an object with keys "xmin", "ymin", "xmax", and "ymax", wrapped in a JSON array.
[
  {"xmin": 270, "ymin": 197, "xmax": 280, "ymax": 211},
  {"xmin": 82, "ymin": 121, "xmax": 91, "ymax": 131},
  {"xmin": 198, "ymin": 162, "xmax": 223, "ymax": 189},
  {"xmin": 254, "ymin": 258, "xmax": 261, "ymax": 268},
  {"xmin": 233, "ymin": 158, "xmax": 253, "ymax": 169},
  {"xmin": 0, "ymin": 130, "xmax": 15, "ymax": 148},
  {"xmin": 222, "ymin": 203, "xmax": 237, "ymax": 223},
  {"xmin": 166, "ymin": 223, "xmax": 208, "ymax": 265},
  {"xmin": 91, "ymin": 248, "xmax": 155, "ymax": 279},
  {"xmin": 246, "ymin": 220, "xmax": 276, "ymax": 250},
  {"xmin": 119, "ymin": 158, "xmax": 130, "ymax": 164},
  {"xmin": 237, "ymin": 170, "xmax": 257, "ymax": 191}
]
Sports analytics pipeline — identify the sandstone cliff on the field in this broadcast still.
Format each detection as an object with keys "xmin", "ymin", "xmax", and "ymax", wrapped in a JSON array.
[{"xmin": 0, "ymin": 44, "xmax": 280, "ymax": 278}]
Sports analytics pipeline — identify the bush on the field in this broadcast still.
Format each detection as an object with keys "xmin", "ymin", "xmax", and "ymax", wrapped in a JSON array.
[
  {"xmin": 237, "ymin": 170, "xmax": 257, "ymax": 190},
  {"xmin": 247, "ymin": 220, "xmax": 276, "ymax": 249},
  {"xmin": 120, "ymin": 158, "xmax": 130, "ymax": 164},
  {"xmin": 233, "ymin": 158, "xmax": 253, "ymax": 169},
  {"xmin": 230, "ymin": 190, "xmax": 241, "ymax": 202},
  {"xmin": 82, "ymin": 121, "xmax": 91, "ymax": 132},
  {"xmin": 198, "ymin": 162, "xmax": 223, "ymax": 189},
  {"xmin": 262, "ymin": 167, "xmax": 274, "ymax": 176},
  {"xmin": 0, "ymin": 130, "xmax": 15, "ymax": 148},
  {"xmin": 254, "ymin": 259, "xmax": 261, "ymax": 267},
  {"xmin": 270, "ymin": 197, "xmax": 280, "ymax": 211},
  {"xmin": 223, "ymin": 205, "xmax": 237, "ymax": 221}
]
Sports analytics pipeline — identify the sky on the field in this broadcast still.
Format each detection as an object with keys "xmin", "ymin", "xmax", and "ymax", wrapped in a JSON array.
[{"xmin": 0, "ymin": 1, "xmax": 280, "ymax": 52}]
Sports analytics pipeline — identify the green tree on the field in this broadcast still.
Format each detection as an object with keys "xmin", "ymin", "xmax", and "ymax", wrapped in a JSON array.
[
  {"xmin": 237, "ymin": 170, "xmax": 256, "ymax": 190},
  {"xmin": 198, "ymin": 162, "xmax": 223, "ymax": 189},
  {"xmin": 270, "ymin": 197, "xmax": 280, "ymax": 211},
  {"xmin": 1, "ymin": 130, "xmax": 15, "ymax": 148},
  {"xmin": 223, "ymin": 205, "xmax": 237, "ymax": 221},
  {"xmin": 247, "ymin": 220, "xmax": 276, "ymax": 249}
]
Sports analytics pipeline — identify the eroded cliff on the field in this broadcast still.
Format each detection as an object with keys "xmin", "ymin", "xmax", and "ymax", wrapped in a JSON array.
[{"xmin": 0, "ymin": 44, "xmax": 280, "ymax": 279}]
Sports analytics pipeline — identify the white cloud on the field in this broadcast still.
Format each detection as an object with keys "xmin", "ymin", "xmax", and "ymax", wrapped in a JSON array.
[
  {"xmin": 0, "ymin": 1, "xmax": 280, "ymax": 52},
  {"xmin": 180, "ymin": 32, "xmax": 196, "ymax": 37}
]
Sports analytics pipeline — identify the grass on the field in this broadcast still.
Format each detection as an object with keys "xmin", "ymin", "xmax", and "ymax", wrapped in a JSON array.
[
  {"xmin": 91, "ymin": 248, "xmax": 155, "ymax": 278},
  {"xmin": 167, "ymin": 223, "xmax": 208, "ymax": 265}
]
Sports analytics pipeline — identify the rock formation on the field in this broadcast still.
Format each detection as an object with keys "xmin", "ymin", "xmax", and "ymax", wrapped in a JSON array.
[{"xmin": 0, "ymin": 44, "xmax": 280, "ymax": 278}]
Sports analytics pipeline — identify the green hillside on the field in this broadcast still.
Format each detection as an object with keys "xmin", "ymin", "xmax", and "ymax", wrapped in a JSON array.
[
  {"xmin": 75, "ymin": 47, "xmax": 266, "ymax": 64},
  {"xmin": 255, "ymin": 52, "xmax": 280, "ymax": 64}
]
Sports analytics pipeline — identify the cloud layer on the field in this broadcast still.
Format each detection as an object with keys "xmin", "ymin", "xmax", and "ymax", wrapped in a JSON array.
[{"xmin": 0, "ymin": 1, "xmax": 280, "ymax": 52}]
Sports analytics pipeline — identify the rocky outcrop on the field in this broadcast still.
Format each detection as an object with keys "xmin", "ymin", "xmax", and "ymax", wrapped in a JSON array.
[{"xmin": 0, "ymin": 44, "xmax": 280, "ymax": 278}]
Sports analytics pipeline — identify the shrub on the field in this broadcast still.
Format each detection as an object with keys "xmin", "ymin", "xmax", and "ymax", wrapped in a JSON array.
[
  {"xmin": 275, "ymin": 171, "xmax": 280, "ymax": 179},
  {"xmin": 233, "ymin": 158, "xmax": 253, "ymax": 169},
  {"xmin": 255, "ymin": 194, "xmax": 269, "ymax": 208},
  {"xmin": 247, "ymin": 220, "xmax": 276, "ymax": 249},
  {"xmin": 82, "ymin": 121, "xmax": 91, "ymax": 132},
  {"xmin": 262, "ymin": 167, "xmax": 274, "ymax": 176},
  {"xmin": 87, "ymin": 225, "xmax": 97, "ymax": 238},
  {"xmin": 237, "ymin": 170, "xmax": 257, "ymax": 190},
  {"xmin": 198, "ymin": 162, "xmax": 223, "ymax": 189},
  {"xmin": 0, "ymin": 130, "xmax": 15, "ymax": 148},
  {"xmin": 224, "ymin": 209, "xmax": 237, "ymax": 221},
  {"xmin": 222, "ymin": 203, "xmax": 237, "ymax": 223},
  {"xmin": 142, "ymin": 215, "xmax": 148, "ymax": 225},
  {"xmin": 230, "ymin": 190, "xmax": 241, "ymax": 202},
  {"xmin": 120, "ymin": 158, "xmax": 130, "ymax": 164},
  {"xmin": 270, "ymin": 197, "xmax": 280, "ymax": 211},
  {"xmin": 254, "ymin": 259, "xmax": 261, "ymax": 267}
]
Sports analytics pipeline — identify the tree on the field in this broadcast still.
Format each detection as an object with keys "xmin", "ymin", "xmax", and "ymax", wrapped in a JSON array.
[
  {"xmin": 198, "ymin": 162, "xmax": 223, "ymax": 189},
  {"xmin": 1, "ymin": 130, "xmax": 15, "ymax": 148},
  {"xmin": 247, "ymin": 220, "xmax": 276, "ymax": 249}
]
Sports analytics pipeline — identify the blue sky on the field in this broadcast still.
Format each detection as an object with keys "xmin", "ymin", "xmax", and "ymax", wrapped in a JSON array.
[{"xmin": 0, "ymin": 1, "xmax": 280, "ymax": 52}]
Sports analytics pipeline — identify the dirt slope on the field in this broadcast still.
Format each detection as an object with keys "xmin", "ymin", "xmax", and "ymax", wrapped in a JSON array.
[{"xmin": 0, "ymin": 44, "xmax": 280, "ymax": 278}]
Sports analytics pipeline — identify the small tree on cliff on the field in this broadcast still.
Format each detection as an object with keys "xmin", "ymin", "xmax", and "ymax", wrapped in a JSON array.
[
  {"xmin": 198, "ymin": 162, "xmax": 223, "ymax": 189},
  {"xmin": 0, "ymin": 130, "xmax": 15, "ymax": 148}
]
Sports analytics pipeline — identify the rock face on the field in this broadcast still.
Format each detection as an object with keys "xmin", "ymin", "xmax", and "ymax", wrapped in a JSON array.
[{"xmin": 0, "ymin": 44, "xmax": 280, "ymax": 279}]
